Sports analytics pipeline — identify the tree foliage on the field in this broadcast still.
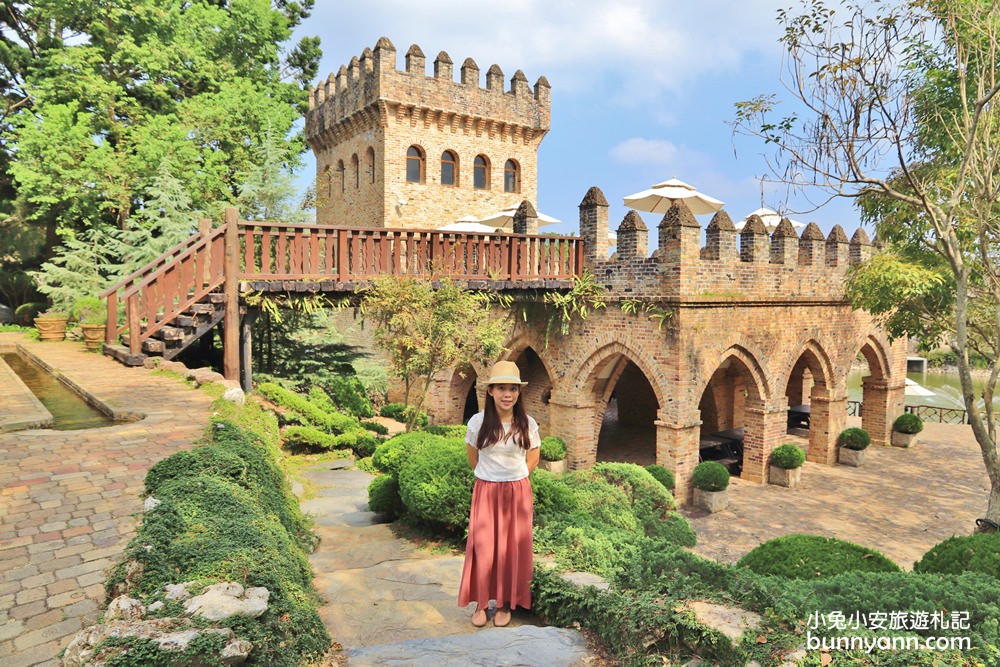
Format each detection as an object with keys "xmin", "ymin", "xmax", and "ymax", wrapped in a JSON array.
[
  {"xmin": 360, "ymin": 276, "xmax": 511, "ymax": 431},
  {"xmin": 733, "ymin": 0, "xmax": 1000, "ymax": 525}
]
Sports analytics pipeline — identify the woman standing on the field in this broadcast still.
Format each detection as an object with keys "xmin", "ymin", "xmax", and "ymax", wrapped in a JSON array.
[{"xmin": 458, "ymin": 360, "xmax": 541, "ymax": 627}]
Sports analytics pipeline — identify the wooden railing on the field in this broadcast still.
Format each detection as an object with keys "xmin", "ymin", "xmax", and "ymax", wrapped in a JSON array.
[
  {"xmin": 104, "ymin": 210, "xmax": 585, "ymax": 358},
  {"xmin": 905, "ymin": 404, "xmax": 969, "ymax": 424},
  {"xmin": 238, "ymin": 222, "xmax": 584, "ymax": 281}
]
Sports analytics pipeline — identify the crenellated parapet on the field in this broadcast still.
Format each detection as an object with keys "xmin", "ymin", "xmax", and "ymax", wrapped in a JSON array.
[
  {"xmin": 578, "ymin": 192, "xmax": 874, "ymax": 303},
  {"xmin": 306, "ymin": 36, "xmax": 550, "ymax": 151}
]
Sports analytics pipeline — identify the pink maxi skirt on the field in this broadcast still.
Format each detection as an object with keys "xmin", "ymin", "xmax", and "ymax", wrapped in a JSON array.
[{"xmin": 457, "ymin": 477, "xmax": 534, "ymax": 610}]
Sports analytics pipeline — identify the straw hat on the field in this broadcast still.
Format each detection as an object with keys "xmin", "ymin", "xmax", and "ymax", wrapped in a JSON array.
[{"xmin": 486, "ymin": 360, "xmax": 528, "ymax": 386}]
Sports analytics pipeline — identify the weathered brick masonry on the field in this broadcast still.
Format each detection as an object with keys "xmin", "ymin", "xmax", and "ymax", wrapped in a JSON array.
[{"xmin": 304, "ymin": 40, "xmax": 906, "ymax": 504}]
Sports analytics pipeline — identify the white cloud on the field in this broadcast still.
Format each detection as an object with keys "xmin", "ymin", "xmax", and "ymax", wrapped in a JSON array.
[{"xmin": 609, "ymin": 138, "xmax": 679, "ymax": 165}]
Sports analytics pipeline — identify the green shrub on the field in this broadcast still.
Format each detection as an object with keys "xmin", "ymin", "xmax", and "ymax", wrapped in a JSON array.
[
  {"xmin": 333, "ymin": 429, "xmax": 381, "ymax": 458},
  {"xmin": 644, "ymin": 464, "xmax": 675, "ymax": 491},
  {"xmin": 691, "ymin": 461, "xmax": 729, "ymax": 491},
  {"xmin": 424, "ymin": 424, "xmax": 468, "ymax": 438},
  {"xmin": 371, "ymin": 432, "xmax": 448, "ymax": 475},
  {"xmin": 360, "ymin": 420, "xmax": 389, "ymax": 435},
  {"xmin": 769, "ymin": 443, "xmax": 805, "ymax": 469},
  {"xmin": 539, "ymin": 436, "xmax": 567, "ymax": 461},
  {"xmin": 531, "ymin": 468, "xmax": 579, "ymax": 517},
  {"xmin": 737, "ymin": 534, "xmax": 901, "ymax": 580},
  {"xmin": 893, "ymin": 412, "xmax": 924, "ymax": 434},
  {"xmin": 397, "ymin": 439, "xmax": 474, "ymax": 530},
  {"xmin": 914, "ymin": 533, "xmax": 1000, "ymax": 576},
  {"xmin": 367, "ymin": 474, "xmax": 405, "ymax": 517},
  {"xmin": 280, "ymin": 425, "xmax": 339, "ymax": 452},
  {"xmin": 837, "ymin": 427, "xmax": 871, "ymax": 450},
  {"xmin": 71, "ymin": 295, "xmax": 107, "ymax": 324},
  {"xmin": 15, "ymin": 302, "xmax": 45, "ymax": 324},
  {"xmin": 259, "ymin": 382, "xmax": 360, "ymax": 434},
  {"xmin": 318, "ymin": 375, "xmax": 374, "ymax": 418},
  {"xmin": 379, "ymin": 402, "xmax": 428, "ymax": 427}
]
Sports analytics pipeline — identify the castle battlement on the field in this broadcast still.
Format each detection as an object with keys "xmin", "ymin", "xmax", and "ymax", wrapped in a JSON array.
[
  {"xmin": 306, "ymin": 37, "xmax": 550, "ymax": 150},
  {"xmin": 578, "ymin": 187, "xmax": 873, "ymax": 303}
]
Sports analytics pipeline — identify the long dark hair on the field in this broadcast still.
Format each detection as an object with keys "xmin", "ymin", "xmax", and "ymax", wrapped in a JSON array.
[{"xmin": 476, "ymin": 387, "xmax": 531, "ymax": 450}]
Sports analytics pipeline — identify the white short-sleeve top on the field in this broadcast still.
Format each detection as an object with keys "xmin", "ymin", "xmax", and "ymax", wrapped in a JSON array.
[{"xmin": 465, "ymin": 411, "xmax": 541, "ymax": 482}]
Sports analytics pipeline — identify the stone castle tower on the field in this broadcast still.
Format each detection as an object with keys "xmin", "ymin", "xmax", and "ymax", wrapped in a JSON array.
[{"xmin": 304, "ymin": 37, "xmax": 551, "ymax": 229}]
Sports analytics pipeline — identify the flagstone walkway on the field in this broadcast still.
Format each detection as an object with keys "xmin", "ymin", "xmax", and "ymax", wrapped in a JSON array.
[{"xmin": 0, "ymin": 334, "xmax": 215, "ymax": 667}]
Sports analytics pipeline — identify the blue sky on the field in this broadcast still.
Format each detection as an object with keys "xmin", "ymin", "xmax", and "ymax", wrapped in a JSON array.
[{"xmin": 292, "ymin": 0, "xmax": 860, "ymax": 239}]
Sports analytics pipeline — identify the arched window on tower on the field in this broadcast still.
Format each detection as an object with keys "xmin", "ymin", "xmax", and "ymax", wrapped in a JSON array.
[
  {"xmin": 351, "ymin": 154, "xmax": 360, "ymax": 189},
  {"xmin": 474, "ymin": 155, "xmax": 490, "ymax": 190},
  {"xmin": 323, "ymin": 165, "xmax": 332, "ymax": 200},
  {"xmin": 337, "ymin": 159, "xmax": 345, "ymax": 193},
  {"xmin": 406, "ymin": 146, "xmax": 425, "ymax": 183},
  {"xmin": 441, "ymin": 150, "xmax": 458, "ymax": 186},
  {"xmin": 504, "ymin": 159, "xmax": 520, "ymax": 193},
  {"xmin": 366, "ymin": 147, "xmax": 376, "ymax": 184}
]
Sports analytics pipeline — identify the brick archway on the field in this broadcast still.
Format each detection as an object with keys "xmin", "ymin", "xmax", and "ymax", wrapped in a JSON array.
[
  {"xmin": 857, "ymin": 333, "xmax": 905, "ymax": 446},
  {"xmin": 781, "ymin": 340, "xmax": 845, "ymax": 465}
]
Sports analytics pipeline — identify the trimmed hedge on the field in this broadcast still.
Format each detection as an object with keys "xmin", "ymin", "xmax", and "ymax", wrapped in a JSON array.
[
  {"xmin": 318, "ymin": 375, "xmax": 374, "ymax": 418},
  {"xmin": 838, "ymin": 427, "xmax": 871, "ymax": 450},
  {"xmin": 691, "ymin": 461, "xmax": 729, "ymax": 491},
  {"xmin": 280, "ymin": 425, "xmax": 380, "ymax": 458},
  {"xmin": 397, "ymin": 438, "xmax": 473, "ymax": 530},
  {"xmin": 259, "ymin": 382, "xmax": 360, "ymax": 434},
  {"xmin": 371, "ymin": 432, "xmax": 448, "ymax": 475},
  {"xmin": 539, "ymin": 436, "xmax": 567, "ymax": 461},
  {"xmin": 108, "ymin": 399, "xmax": 330, "ymax": 666},
  {"xmin": 769, "ymin": 443, "xmax": 805, "ymax": 469},
  {"xmin": 644, "ymin": 464, "xmax": 674, "ymax": 491},
  {"xmin": 360, "ymin": 420, "xmax": 389, "ymax": 435},
  {"xmin": 893, "ymin": 412, "xmax": 924, "ymax": 434},
  {"xmin": 424, "ymin": 424, "xmax": 468, "ymax": 438},
  {"xmin": 367, "ymin": 474, "xmax": 405, "ymax": 517},
  {"xmin": 379, "ymin": 402, "xmax": 428, "ymax": 427},
  {"xmin": 737, "ymin": 534, "xmax": 901, "ymax": 580},
  {"xmin": 914, "ymin": 533, "xmax": 1000, "ymax": 576}
]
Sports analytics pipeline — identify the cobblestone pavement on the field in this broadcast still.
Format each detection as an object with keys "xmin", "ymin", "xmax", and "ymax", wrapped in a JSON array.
[
  {"xmin": 0, "ymin": 334, "xmax": 215, "ymax": 667},
  {"xmin": 683, "ymin": 419, "xmax": 991, "ymax": 569}
]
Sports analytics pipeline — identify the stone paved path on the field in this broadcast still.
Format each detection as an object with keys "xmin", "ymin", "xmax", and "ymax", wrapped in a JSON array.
[
  {"xmin": 684, "ymin": 419, "xmax": 991, "ymax": 568},
  {"xmin": 0, "ymin": 334, "xmax": 215, "ymax": 667},
  {"xmin": 298, "ymin": 460, "xmax": 596, "ymax": 666}
]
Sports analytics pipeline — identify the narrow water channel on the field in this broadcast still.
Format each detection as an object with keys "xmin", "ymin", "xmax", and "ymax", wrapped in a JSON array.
[{"xmin": 2, "ymin": 352, "xmax": 113, "ymax": 430}]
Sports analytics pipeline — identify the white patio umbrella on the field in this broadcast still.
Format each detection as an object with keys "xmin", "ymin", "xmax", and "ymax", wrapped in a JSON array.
[
  {"xmin": 623, "ymin": 177, "xmax": 725, "ymax": 216},
  {"xmin": 734, "ymin": 207, "xmax": 806, "ymax": 232},
  {"xmin": 437, "ymin": 221, "xmax": 501, "ymax": 233},
  {"xmin": 477, "ymin": 206, "xmax": 560, "ymax": 229},
  {"xmin": 905, "ymin": 378, "xmax": 936, "ymax": 397}
]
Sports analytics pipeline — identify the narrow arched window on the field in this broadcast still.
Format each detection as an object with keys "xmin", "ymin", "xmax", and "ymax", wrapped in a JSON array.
[
  {"xmin": 351, "ymin": 154, "xmax": 360, "ymax": 189},
  {"xmin": 474, "ymin": 155, "xmax": 490, "ymax": 190},
  {"xmin": 406, "ymin": 146, "xmax": 424, "ymax": 183},
  {"xmin": 504, "ymin": 159, "xmax": 520, "ymax": 193},
  {"xmin": 366, "ymin": 147, "xmax": 376, "ymax": 184},
  {"xmin": 337, "ymin": 159, "xmax": 345, "ymax": 193},
  {"xmin": 441, "ymin": 150, "xmax": 458, "ymax": 186},
  {"xmin": 323, "ymin": 165, "xmax": 333, "ymax": 199}
]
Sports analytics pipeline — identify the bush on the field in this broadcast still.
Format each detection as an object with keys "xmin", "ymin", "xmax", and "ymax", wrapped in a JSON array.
[
  {"xmin": 914, "ymin": 533, "xmax": 1000, "ymax": 576},
  {"xmin": 15, "ymin": 302, "xmax": 45, "ymax": 324},
  {"xmin": 360, "ymin": 420, "xmax": 389, "ymax": 435},
  {"xmin": 397, "ymin": 439, "xmax": 474, "ymax": 530},
  {"xmin": 71, "ymin": 295, "xmax": 107, "ymax": 324},
  {"xmin": 837, "ymin": 427, "xmax": 871, "ymax": 450},
  {"xmin": 371, "ymin": 432, "xmax": 448, "ymax": 475},
  {"xmin": 893, "ymin": 412, "xmax": 924, "ymax": 434},
  {"xmin": 644, "ymin": 464, "xmax": 674, "ymax": 491},
  {"xmin": 691, "ymin": 461, "xmax": 729, "ymax": 492},
  {"xmin": 539, "ymin": 436, "xmax": 567, "ymax": 461},
  {"xmin": 737, "ymin": 534, "xmax": 901, "ymax": 580},
  {"xmin": 318, "ymin": 376, "xmax": 374, "ymax": 418},
  {"xmin": 531, "ymin": 468, "xmax": 579, "ymax": 517},
  {"xmin": 769, "ymin": 443, "xmax": 805, "ymax": 469},
  {"xmin": 367, "ymin": 474, "xmax": 405, "ymax": 517},
  {"xmin": 280, "ymin": 425, "xmax": 339, "ymax": 452},
  {"xmin": 333, "ymin": 430, "xmax": 381, "ymax": 458},
  {"xmin": 424, "ymin": 424, "xmax": 468, "ymax": 438},
  {"xmin": 379, "ymin": 402, "xmax": 428, "ymax": 427},
  {"xmin": 258, "ymin": 382, "xmax": 360, "ymax": 434}
]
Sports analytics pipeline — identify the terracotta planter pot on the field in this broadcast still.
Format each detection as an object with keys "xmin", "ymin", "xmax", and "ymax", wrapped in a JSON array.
[
  {"xmin": 538, "ymin": 459, "xmax": 566, "ymax": 473},
  {"xmin": 838, "ymin": 447, "xmax": 867, "ymax": 467},
  {"xmin": 768, "ymin": 465, "xmax": 801, "ymax": 488},
  {"xmin": 693, "ymin": 487, "xmax": 729, "ymax": 513},
  {"xmin": 891, "ymin": 431, "xmax": 919, "ymax": 448},
  {"xmin": 80, "ymin": 323, "xmax": 106, "ymax": 351},
  {"xmin": 34, "ymin": 316, "xmax": 69, "ymax": 341}
]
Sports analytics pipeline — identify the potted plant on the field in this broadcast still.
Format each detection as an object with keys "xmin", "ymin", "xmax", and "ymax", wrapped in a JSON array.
[
  {"xmin": 837, "ymin": 427, "xmax": 871, "ymax": 466},
  {"xmin": 892, "ymin": 413, "xmax": 924, "ymax": 448},
  {"xmin": 538, "ymin": 436, "xmax": 567, "ymax": 473},
  {"xmin": 33, "ymin": 308, "xmax": 70, "ymax": 341},
  {"xmin": 769, "ymin": 443, "xmax": 805, "ymax": 488},
  {"xmin": 71, "ymin": 296, "xmax": 108, "ymax": 351},
  {"xmin": 692, "ymin": 460, "xmax": 730, "ymax": 513}
]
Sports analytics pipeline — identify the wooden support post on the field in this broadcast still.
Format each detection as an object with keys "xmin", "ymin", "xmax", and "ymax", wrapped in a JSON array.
[
  {"xmin": 240, "ymin": 309, "xmax": 260, "ymax": 393},
  {"xmin": 223, "ymin": 207, "xmax": 240, "ymax": 382}
]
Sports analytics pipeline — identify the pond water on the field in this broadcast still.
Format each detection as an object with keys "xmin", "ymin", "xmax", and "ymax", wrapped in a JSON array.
[
  {"xmin": 847, "ymin": 368, "xmax": 1000, "ymax": 411},
  {"xmin": 2, "ymin": 352, "xmax": 113, "ymax": 430}
]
